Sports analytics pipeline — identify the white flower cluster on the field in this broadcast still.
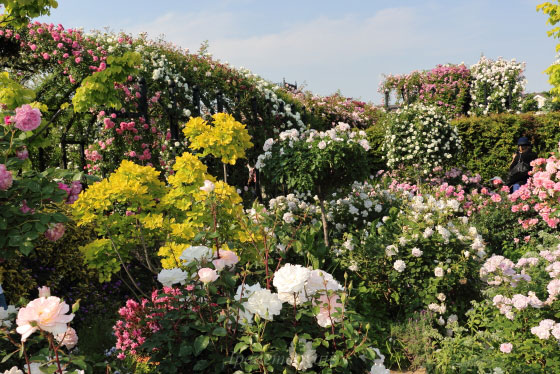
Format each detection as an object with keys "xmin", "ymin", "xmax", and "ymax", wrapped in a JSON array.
[
  {"xmin": 256, "ymin": 122, "xmax": 370, "ymax": 170},
  {"xmin": 325, "ymin": 180, "xmax": 393, "ymax": 233},
  {"xmin": 237, "ymin": 68, "xmax": 306, "ymax": 133},
  {"xmin": 382, "ymin": 104, "xmax": 461, "ymax": 174},
  {"xmin": 234, "ymin": 264, "xmax": 344, "ymax": 328},
  {"xmin": 468, "ymin": 56, "xmax": 526, "ymax": 116}
]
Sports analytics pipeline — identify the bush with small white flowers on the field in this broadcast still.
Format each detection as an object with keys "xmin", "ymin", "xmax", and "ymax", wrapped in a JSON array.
[{"xmin": 382, "ymin": 104, "xmax": 461, "ymax": 176}]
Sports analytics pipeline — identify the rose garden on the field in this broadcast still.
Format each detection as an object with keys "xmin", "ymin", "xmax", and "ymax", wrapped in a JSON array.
[{"xmin": 2, "ymin": 1, "xmax": 560, "ymax": 374}]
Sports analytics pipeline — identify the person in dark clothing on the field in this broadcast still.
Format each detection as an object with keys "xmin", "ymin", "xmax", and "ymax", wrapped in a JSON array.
[{"xmin": 507, "ymin": 136, "xmax": 537, "ymax": 192}]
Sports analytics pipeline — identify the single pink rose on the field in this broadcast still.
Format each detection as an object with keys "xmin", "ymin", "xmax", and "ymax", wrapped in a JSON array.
[
  {"xmin": 212, "ymin": 249, "xmax": 239, "ymax": 271},
  {"xmin": 500, "ymin": 342, "xmax": 513, "ymax": 354},
  {"xmin": 45, "ymin": 223, "xmax": 65, "ymax": 242},
  {"xmin": 38, "ymin": 286, "xmax": 51, "ymax": 298},
  {"xmin": 56, "ymin": 326, "xmax": 78, "ymax": 349},
  {"xmin": 0, "ymin": 164, "xmax": 13, "ymax": 190},
  {"xmin": 14, "ymin": 104, "xmax": 41, "ymax": 132},
  {"xmin": 16, "ymin": 296, "xmax": 74, "ymax": 341}
]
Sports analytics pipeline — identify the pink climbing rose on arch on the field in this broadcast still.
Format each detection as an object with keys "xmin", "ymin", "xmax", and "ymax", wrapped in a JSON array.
[{"xmin": 14, "ymin": 104, "xmax": 41, "ymax": 132}]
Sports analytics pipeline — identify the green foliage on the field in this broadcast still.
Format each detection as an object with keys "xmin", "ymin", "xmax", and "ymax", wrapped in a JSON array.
[
  {"xmin": 538, "ymin": 1, "xmax": 560, "ymax": 99},
  {"xmin": 0, "ymin": 0, "xmax": 58, "ymax": 28},
  {"xmin": 452, "ymin": 112, "xmax": 560, "ymax": 181},
  {"xmin": 0, "ymin": 72, "xmax": 35, "ymax": 109},
  {"xmin": 72, "ymin": 51, "xmax": 141, "ymax": 113},
  {"xmin": 257, "ymin": 124, "xmax": 371, "ymax": 199}
]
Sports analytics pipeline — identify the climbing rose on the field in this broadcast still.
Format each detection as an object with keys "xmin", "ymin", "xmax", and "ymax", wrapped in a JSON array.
[
  {"xmin": 44, "ymin": 223, "xmax": 65, "ymax": 242},
  {"xmin": 16, "ymin": 296, "xmax": 74, "ymax": 341},
  {"xmin": 14, "ymin": 104, "xmax": 41, "ymax": 132},
  {"xmin": 0, "ymin": 164, "xmax": 13, "ymax": 190}
]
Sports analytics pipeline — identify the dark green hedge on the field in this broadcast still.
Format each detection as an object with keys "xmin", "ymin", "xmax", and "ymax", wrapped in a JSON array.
[{"xmin": 452, "ymin": 112, "xmax": 560, "ymax": 181}]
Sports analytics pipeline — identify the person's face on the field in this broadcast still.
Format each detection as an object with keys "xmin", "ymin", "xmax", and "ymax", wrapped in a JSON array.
[{"xmin": 519, "ymin": 145, "xmax": 530, "ymax": 152}]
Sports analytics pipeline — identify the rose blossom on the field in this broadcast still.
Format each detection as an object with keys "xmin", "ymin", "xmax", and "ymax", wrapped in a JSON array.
[
  {"xmin": 198, "ymin": 268, "xmax": 219, "ymax": 284},
  {"xmin": 245, "ymin": 289, "xmax": 283, "ymax": 320},
  {"xmin": 16, "ymin": 296, "xmax": 74, "ymax": 341},
  {"xmin": 3, "ymin": 367, "xmax": 23, "ymax": 374},
  {"xmin": 500, "ymin": 342, "xmax": 513, "ymax": 353},
  {"xmin": 314, "ymin": 293, "xmax": 344, "ymax": 327},
  {"xmin": 179, "ymin": 245, "xmax": 214, "ymax": 265},
  {"xmin": 55, "ymin": 326, "xmax": 78, "ymax": 349},
  {"xmin": 212, "ymin": 249, "xmax": 239, "ymax": 271},
  {"xmin": 434, "ymin": 267, "xmax": 444, "ymax": 277},
  {"xmin": 38, "ymin": 286, "xmax": 51, "ymax": 298},
  {"xmin": 305, "ymin": 269, "xmax": 343, "ymax": 295},
  {"xmin": 200, "ymin": 179, "xmax": 215, "ymax": 193},
  {"xmin": 393, "ymin": 260, "xmax": 406, "ymax": 273},
  {"xmin": 44, "ymin": 223, "xmax": 65, "ymax": 242},
  {"xmin": 14, "ymin": 104, "xmax": 41, "ymax": 132},
  {"xmin": 0, "ymin": 164, "xmax": 13, "ymax": 190},
  {"xmin": 411, "ymin": 247, "xmax": 423, "ymax": 257},
  {"xmin": 287, "ymin": 338, "xmax": 317, "ymax": 371},
  {"xmin": 273, "ymin": 263, "xmax": 311, "ymax": 294},
  {"xmin": 157, "ymin": 268, "xmax": 188, "ymax": 287}
]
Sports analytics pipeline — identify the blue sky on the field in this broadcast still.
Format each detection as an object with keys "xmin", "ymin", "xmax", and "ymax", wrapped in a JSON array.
[{"xmin": 39, "ymin": 0, "xmax": 556, "ymax": 103}]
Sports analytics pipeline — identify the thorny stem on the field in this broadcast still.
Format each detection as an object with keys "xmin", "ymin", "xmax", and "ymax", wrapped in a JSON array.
[
  {"xmin": 108, "ymin": 234, "xmax": 149, "ymax": 299},
  {"xmin": 135, "ymin": 218, "xmax": 156, "ymax": 274},
  {"xmin": 211, "ymin": 200, "xmax": 221, "ymax": 257},
  {"xmin": 48, "ymin": 334, "xmax": 64, "ymax": 374}
]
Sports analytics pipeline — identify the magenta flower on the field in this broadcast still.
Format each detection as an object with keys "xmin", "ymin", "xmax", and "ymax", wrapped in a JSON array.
[{"xmin": 14, "ymin": 104, "xmax": 41, "ymax": 132}]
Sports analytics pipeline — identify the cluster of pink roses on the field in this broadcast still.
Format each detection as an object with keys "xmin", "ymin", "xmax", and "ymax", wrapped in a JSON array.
[{"xmin": 57, "ymin": 180, "xmax": 82, "ymax": 204}]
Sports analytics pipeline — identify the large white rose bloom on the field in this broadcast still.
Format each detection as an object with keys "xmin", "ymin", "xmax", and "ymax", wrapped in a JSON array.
[
  {"xmin": 234, "ymin": 283, "xmax": 263, "ymax": 325},
  {"xmin": 273, "ymin": 263, "xmax": 311, "ymax": 294},
  {"xmin": 287, "ymin": 338, "xmax": 317, "ymax": 370},
  {"xmin": 245, "ymin": 289, "xmax": 283, "ymax": 321},
  {"xmin": 157, "ymin": 268, "xmax": 189, "ymax": 287},
  {"xmin": 179, "ymin": 245, "xmax": 214, "ymax": 265}
]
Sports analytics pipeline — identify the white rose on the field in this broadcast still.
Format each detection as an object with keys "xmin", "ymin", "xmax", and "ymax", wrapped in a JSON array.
[
  {"xmin": 273, "ymin": 263, "xmax": 311, "ymax": 293},
  {"xmin": 157, "ymin": 268, "xmax": 188, "ymax": 287},
  {"xmin": 179, "ymin": 245, "xmax": 214, "ymax": 265},
  {"xmin": 200, "ymin": 179, "xmax": 215, "ymax": 193},
  {"xmin": 287, "ymin": 338, "xmax": 317, "ymax": 371},
  {"xmin": 246, "ymin": 289, "xmax": 283, "ymax": 320}
]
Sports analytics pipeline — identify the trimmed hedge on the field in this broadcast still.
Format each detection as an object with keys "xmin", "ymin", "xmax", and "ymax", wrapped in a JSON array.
[{"xmin": 452, "ymin": 112, "xmax": 560, "ymax": 181}]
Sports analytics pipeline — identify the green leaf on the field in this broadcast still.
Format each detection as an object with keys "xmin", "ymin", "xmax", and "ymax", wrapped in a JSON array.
[
  {"xmin": 212, "ymin": 327, "xmax": 227, "ymax": 336},
  {"xmin": 193, "ymin": 335, "xmax": 210, "ymax": 356},
  {"xmin": 1, "ymin": 349, "xmax": 18, "ymax": 363},
  {"xmin": 193, "ymin": 360, "xmax": 209, "ymax": 371}
]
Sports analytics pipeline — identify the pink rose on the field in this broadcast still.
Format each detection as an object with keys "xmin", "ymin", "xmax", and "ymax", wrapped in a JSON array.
[
  {"xmin": 16, "ymin": 147, "xmax": 29, "ymax": 160},
  {"xmin": 212, "ymin": 249, "xmax": 240, "ymax": 271},
  {"xmin": 0, "ymin": 164, "xmax": 13, "ymax": 190},
  {"xmin": 45, "ymin": 223, "xmax": 65, "ymax": 242},
  {"xmin": 56, "ymin": 326, "xmax": 78, "ymax": 349},
  {"xmin": 38, "ymin": 286, "xmax": 51, "ymax": 298},
  {"xmin": 500, "ymin": 342, "xmax": 513, "ymax": 353},
  {"xmin": 314, "ymin": 294, "xmax": 344, "ymax": 327},
  {"xmin": 16, "ymin": 296, "xmax": 74, "ymax": 341},
  {"xmin": 198, "ymin": 268, "xmax": 219, "ymax": 284},
  {"xmin": 14, "ymin": 104, "xmax": 41, "ymax": 132}
]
